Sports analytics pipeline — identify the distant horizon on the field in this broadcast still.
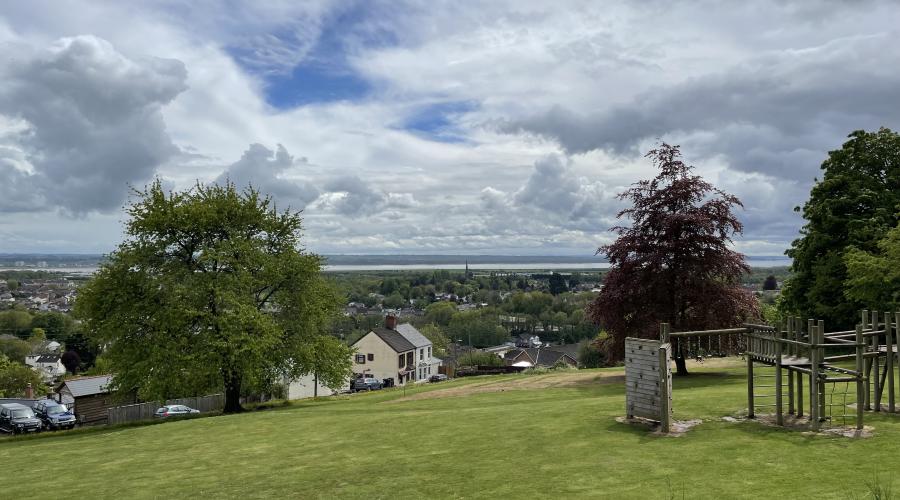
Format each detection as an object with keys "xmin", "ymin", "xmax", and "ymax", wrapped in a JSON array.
[{"xmin": 0, "ymin": 252, "xmax": 792, "ymax": 259}]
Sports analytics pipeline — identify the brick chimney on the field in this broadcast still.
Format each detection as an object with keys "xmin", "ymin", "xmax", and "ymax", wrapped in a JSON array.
[
  {"xmin": 25, "ymin": 383, "xmax": 33, "ymax": 399},
  {"xmin": 384, "ymin": 314, "xmax": 398, "ymax": 330}
]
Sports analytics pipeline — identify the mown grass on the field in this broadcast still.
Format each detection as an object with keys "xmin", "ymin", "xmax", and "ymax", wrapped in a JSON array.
[{"xmin": 1, "ymin": 361, "xmax": 898, "ymax": 499}]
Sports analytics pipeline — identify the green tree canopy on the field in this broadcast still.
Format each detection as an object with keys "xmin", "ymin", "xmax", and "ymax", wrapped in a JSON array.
[
  {"xmin": 424, "ymin": 301, "xmax": 457, "ymax": 326},
  {"xmin": 418, "ymin": 323, "xmax": 449, "ymax": 358},
  {"xmin": 0, "ymin": 336, "xmax": 31, "ymax": 364},
  {"xmin": 548, "ymin": 273, "xmax": 567, "ymax": 295},
  {"xmin": 0, "ymin": 309, "xmax": 32, "ymax": 338},
  {"xmin": 844, "ymin": 222, "xmax": 900, "ymax": 313},
  {"xmin": 0, "ymin": 353, "xmax": 47, "ymax": 398},
  {"xmin": 783, "ymin": 128, "xmax": 900, "ymax": 328},
  {"xmin": 448, "ymin": 308, "xmax": 508, "ymax": 347},
  {"xmin": 75, "ymin": 181, "xmax": 352, "ymax": 413}
]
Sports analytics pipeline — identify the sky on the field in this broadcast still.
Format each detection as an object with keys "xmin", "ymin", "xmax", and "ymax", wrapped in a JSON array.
[{"xmin": 0, "ymin": 1, "xmax": 898, "ymax": 256}]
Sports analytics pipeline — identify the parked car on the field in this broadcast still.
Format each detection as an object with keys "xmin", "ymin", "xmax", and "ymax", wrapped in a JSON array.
[
  {"xmin": 154, "ymin": 405, "xmax": 200, "ymax": 418},
  {"xmin": 429, "ymin": 374, "xmax": 449, "ymax": 383},
  {"xmin": 352, "ymin": 377, "xmax": 383, "ymax": 392},
  {"xmin": 32, "ymin": 399, "xmax": 77, "ymax": 430},
  {"xmin": 0, "ymin": 403, "xmax": 43, "ymax": 434}
]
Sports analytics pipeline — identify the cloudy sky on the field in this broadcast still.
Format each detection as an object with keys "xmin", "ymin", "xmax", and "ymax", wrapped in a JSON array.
[{"xmin": 1, "ymin": 1, "xmax": 898, "ymax": 256}]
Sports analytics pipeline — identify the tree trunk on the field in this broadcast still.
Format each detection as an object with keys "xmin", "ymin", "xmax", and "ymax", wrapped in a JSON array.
[
  {"xmin": 223, "ymin": 370, "xmax": 244, "ymax": 413},
  {"xmin": 674, "ymin": 346, "xmax": 689, "ymax": 376}
]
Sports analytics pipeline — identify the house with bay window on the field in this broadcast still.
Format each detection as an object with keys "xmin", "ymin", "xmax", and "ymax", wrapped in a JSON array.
[{"xmin": 350, "ymin": 315, "xmax": 441, "ymax": 386}]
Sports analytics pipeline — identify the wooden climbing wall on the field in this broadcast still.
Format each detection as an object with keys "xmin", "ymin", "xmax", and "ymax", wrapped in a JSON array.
[{"xmin": 625, "ymin": 337, "xmax": 672, "ymax": 430}]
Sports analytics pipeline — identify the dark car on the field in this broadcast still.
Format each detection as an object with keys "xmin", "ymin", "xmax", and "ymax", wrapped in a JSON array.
[
  {"xmin": 32, "ymin": 399, "xmax": 77, "ymax": 430},
  {"xmin": 352, "ymin": 377, "xmax": 383, "ymax": 392},
  {"xmin": 154, "ymin": 405, "xmax": 201, "ymax": 418},
  {"xmin": 0, "ymin": 403, "xmax": 43, "ymax": 434},
  {"xmin": 429, "ymin": 374, "xmax": 449, "ymax": 383}
]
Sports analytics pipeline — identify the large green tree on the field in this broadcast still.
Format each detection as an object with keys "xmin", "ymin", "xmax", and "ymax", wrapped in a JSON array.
[
  {"xmin": 783, "ymin": 128, "xmax": 900, "ymax": 328},
  {"xmin": 76, "ymin": 181, "xmax": 352, "ymax": 413}
]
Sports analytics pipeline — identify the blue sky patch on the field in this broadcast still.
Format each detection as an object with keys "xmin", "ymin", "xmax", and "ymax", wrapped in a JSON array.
[
  {"xmin": 228, "ymin": 2, "xmax": 400, "ymax": 108},
  {"xmin": 402, "ymin": 101, "xmax": 479, "ymax": 143},
  {"xmin": 264, "ymin": 64, "xmax": 371, "ymax": 107}
]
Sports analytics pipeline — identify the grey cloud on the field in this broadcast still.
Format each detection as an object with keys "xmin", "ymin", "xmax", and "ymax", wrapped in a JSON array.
[
  {"xmin": 506, "ymin": 33, "xmax": 900, "ymax": 182},
  {"xmin": 323, "ymin": 175, "xmax": 387, "ymax": 216},
  {"xmin": 215, "ymin": 143, "xmax": 319, "ymax": 209},
  {"xmin": 479, "ymin": 155, "xmax": 622, "ymax": 236},
  {"xmin": 0, "ymin": 35, "xmax": 187, "ymax": 214},
  {"xmin": 514, "ymin": 155, "xmax": 581, "ymax": 215}
]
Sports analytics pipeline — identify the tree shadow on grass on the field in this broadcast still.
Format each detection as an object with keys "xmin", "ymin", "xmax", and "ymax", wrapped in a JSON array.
[{"xmin": 672, "ymin": 371, "xmax": 745, "ymax": 390}]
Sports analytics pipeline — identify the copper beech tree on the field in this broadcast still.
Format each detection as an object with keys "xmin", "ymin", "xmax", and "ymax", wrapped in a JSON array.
[{"xmin": 588, "ymin": 144, "xmax": 758, "ymax": 375}]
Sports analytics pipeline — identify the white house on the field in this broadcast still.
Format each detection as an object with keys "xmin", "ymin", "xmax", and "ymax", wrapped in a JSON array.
[
  {"xmin": 350, "ymin": 315, "xmax": 441, "ymax": 386},
  {"xmin": 25, "ymin": 354, "xmax": 66, "ymax": 381},
  {"xmin": 284, "ymin": 373, "xmax": 339, "ymax": 400}
]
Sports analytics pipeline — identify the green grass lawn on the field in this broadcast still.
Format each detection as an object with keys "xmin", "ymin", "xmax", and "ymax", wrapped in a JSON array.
[{"xmin": 2, "ymin": 361, "xmax": 898, "ymax": 499}]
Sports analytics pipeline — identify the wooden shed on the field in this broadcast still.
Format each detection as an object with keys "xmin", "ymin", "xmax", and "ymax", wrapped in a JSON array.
[{"xmin": 56, "ymin": 375, "xmax": 130, "ymax": 425}]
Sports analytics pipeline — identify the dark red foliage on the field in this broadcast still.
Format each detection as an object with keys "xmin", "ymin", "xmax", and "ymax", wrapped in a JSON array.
[
  {"xmin": 61, "ymin": 350, "xmax": 81, "ymax": 375},
  {"xmin": 588, "ymin": 144, "xmax": 758, "ymax": 372}
]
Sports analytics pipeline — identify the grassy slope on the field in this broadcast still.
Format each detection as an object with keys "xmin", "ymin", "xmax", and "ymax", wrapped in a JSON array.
[{"xmin": 1, "ymin": 363, "xmax": 895, "ymax": 499}]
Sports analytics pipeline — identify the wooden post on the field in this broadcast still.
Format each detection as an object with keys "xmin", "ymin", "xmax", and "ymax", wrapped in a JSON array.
[
  {"xmin": 658, "ymin": 343, "xmax": 671, "ymax": 433},
  {"xmin": 872, "ymin": 311, "xmax": 882, "ymax": 411},
  {"xmin": 787, "ymin": 318, "xmax": 795, "ymax": 415},
  {"xmin": 886, "ymin": 311, "xmax": 895, "ymax": 413},
  {"xmin": 775, "ymin": 322, "xmax": 783, "ymax": 426},
  {"xmin": 818, "ymin": 320, "xmax": 826, "ymax": 420},
  {"xmin": 809, "ymin": 319, "xmax": 819, "ymax": 431},
  {"xmin": 796, "ymin": 317, "xmax": 804, "ymax": 418},
  {"xmin": 659, "ymin": 323, "xmax": 670, "ymax": 343},
  {"xmin": 747, "ymin": 347, "xmax": 755, "ymax": 419},
  {"xmin": 863, "ymin": 310, "xmax": 871, "ymax": 410},
  {"xmin": 856, "ymin": 324, "xmax": 865, "ymax": 430}
]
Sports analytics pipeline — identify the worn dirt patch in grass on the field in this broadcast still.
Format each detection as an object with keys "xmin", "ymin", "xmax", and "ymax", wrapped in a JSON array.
[
  {"xmin": 390, "ymin": 370, "xmax": 623, "ymax": 403},
  {"xmin": 727, "ymin": 413, "xmax": 875, "ymax": 438}
]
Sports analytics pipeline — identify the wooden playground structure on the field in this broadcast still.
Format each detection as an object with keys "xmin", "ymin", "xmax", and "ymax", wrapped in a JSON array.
[{"xmin": 652, "ymin": 310, "xmax": 900, "ymax": 432}]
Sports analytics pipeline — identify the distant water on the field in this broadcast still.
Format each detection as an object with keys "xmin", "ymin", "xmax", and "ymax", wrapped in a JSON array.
[{"xmin": 0, "ymin": 259, "xmax": 790, "ymax": 275}]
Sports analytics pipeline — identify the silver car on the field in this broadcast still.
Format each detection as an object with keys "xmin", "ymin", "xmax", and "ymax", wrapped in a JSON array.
[{"xmin": 154, "ymin": 405, "xmax": 200, "ymax": 418}]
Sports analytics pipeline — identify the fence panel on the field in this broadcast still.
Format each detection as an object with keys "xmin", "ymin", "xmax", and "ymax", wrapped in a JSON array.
[{"xmin": 107, "ymin": 394, "xmax": 224, "ymax": 425}]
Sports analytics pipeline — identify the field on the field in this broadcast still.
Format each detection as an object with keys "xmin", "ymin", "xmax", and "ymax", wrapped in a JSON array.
[{"xmin": 2, "ymin": 360, "xmax": 899, "ymax": 499}]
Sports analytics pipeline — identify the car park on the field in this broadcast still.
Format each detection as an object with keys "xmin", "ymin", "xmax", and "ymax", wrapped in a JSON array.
[
  {"xmin": 154, "ymin": 405, "xmax": 200, "ymax": 418},
  {"xmin": 0, "ymin": 403, "xmax": 43, "ymax": 434},
  {"xmin": 429, "ymin": 374, "xmax": 449, "ymax": 383},
  {"xmin": 32, "ymin": 399, "xmax": 77, "ymax": 430}
]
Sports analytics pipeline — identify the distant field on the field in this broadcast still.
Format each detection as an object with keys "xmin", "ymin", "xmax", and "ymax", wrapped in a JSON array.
[{"xmin": 1, "ymin": 360, "xmax": 892, "ymax": 499}]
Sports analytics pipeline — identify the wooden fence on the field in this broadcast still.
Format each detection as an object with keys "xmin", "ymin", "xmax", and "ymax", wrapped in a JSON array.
[{"xmin": 107, "ymin": 394, "xmax": 224, "ymax": 425}]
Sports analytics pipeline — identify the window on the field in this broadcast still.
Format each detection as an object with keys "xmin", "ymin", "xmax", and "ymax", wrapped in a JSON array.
[
  {"xmin": 428, "ymin": 347, "xmax": 431, "ymax": 358},
  {"xmin": 367, "ymin": 353, "xmax": 374, "ymax": 361},
  {"xmin": 355, "ymin": 354, "xmax": 365, "ymax": 364},
  {"xmin": 420, "ymin": 349, "xmax": 424, "ymax": 360},
  {"xmin": 399, "ymin": 355, "xmax": 404, "ymax": 368}
]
